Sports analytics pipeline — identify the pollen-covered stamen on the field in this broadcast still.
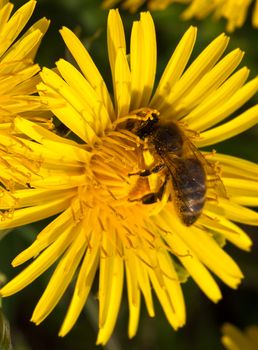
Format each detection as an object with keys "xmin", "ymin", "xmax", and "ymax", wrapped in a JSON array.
[
  {"xmin": 81, "ymin": 129, "xmax": 143, "ymax": 210},
  {"xmin": 0, "ymin": 135, "xmax": 43, "ymax": 189}
]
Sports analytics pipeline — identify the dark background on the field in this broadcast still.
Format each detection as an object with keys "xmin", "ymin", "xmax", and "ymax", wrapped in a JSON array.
[{"xmin": 0, "ymin": 1, "xmax": 258, "ymax": 349}]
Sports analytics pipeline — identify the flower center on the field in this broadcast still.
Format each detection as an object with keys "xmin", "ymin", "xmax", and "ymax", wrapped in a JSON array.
[
  {"xmin": 88, "ymin": 129, "xmax": 145, "ymax": 205},
  {"xmin": 84, "ymin": 108, "xmax": 170, "ymax": 220}
]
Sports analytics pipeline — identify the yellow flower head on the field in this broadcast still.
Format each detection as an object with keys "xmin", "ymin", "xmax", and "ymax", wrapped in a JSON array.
[
  {"xmin": 102, "ymin": 0, "xmax": 258, "ymax": 32},
  {"xmin": 0, "ymin": 0, "xmax": 50, "ymax": 129},
  {"xmin": 222, "ymin": 324, "xmax": 258, "ymax": 350},
  {"xmin": 182, "ymin": 0, "xmax": 258, "ymax": 32},
  {"xmin": 1, "ymin": 10, "xmax": 258, "ymax": 345},
  {"xmin": 102, "ymin": 0, "xmax": 187, "ymax": 12}
]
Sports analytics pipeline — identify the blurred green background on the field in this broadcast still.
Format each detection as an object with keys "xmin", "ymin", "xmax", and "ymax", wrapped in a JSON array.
[{"xmin": 1, "ymin": 0, "xmax": 258, "ymax": 349}]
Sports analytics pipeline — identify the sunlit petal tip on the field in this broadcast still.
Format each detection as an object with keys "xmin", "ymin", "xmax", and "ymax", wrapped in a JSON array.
[
  {"xmin": 213, "ymin": 294, "xmax": 222, "ymax": 304},
  {"xmin": 239, "ymin": 243, "xmax": 252, "ymax": 253},
  {"xmin": 11, "ymin": 244, "xmax": 38, "ymax": 267},
  {"xmin": 59, "ymin": 25, "xmax": 69, "ymax": 35},
  {"xmin": 232, "ymin": 278, "xmax": 244, "ymax": 290},
  {"xmin": 55, "ymin": 58, "xmax": 64, "ymax": 65},
  {"xmin": 108, "ymin": 8, "xmax": 120, "ymax": 15},
  {"xmin": 186, "ymin": 25, "xmax": 198, "ymax": 37},
  {"xmin": 241, "ymin": 236, "xmax": 253, "ymax": 252}
]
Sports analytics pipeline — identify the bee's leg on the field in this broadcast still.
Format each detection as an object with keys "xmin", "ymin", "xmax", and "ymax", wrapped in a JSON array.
[
  {"xmin": 129, "ymin": 163, "xmax": 166, "ymax": 177},
  {"xmin": 129, "ymin": 174, "xmax": 168, "ymax": 204},
  {"xmin": 177, "ymin": 121, "xmax": 200, "ymax": 139},
  {"xmin": 206, "ymin": 193, "xmax": 218, "ymax": 203},
  {"xmin": 142, "ymin": 174, "xmax": 168, "ymax": 204}
]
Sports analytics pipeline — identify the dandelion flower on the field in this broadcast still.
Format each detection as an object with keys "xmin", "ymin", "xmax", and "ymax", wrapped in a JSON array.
[
  {"xmin": 1, "ymin": 10, "xmax": 258, "ymax": 345},
  {"xmin": 222, "ymin": 324, "xmax": 258, "ymax": 350},
  {"xmin": 102, "ymin": 0, "xmax": 258, "ymax": 32},
  {"xmin": 102, "ymin": 0, "xmax": 187, "ymax": 12},
  {"xmin": 0, "ymin": 0, "xmax": 50, "ymax": 129},
  {"xmin": 182, "ymin": 0, "xmax": 258, "ymax": 32}
]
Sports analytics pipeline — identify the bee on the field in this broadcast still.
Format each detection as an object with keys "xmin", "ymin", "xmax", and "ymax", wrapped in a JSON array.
[{"xmin": 125, "ymin": 108, "xmax": 224, "ymax": 226}]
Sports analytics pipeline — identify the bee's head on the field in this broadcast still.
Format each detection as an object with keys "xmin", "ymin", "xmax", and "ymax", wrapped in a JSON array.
[
  {"xmin": 135, "ymin": 112, "xmax": 159, "ymax": 139},
  {"xmin": 126, "ymin": 110, "xmax": 159, "ymax": 139}
]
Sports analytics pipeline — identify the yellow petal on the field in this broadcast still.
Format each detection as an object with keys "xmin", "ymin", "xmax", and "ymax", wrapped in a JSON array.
[
  {"xmin": 151, "ymin": 26, "xmax": 197, "ymax": 109},
  {"xmin": 130, "ymin": 12, "xmax": 156, "ymax": 110},
  {"xmin": 0, "ymin": 188, "xmax": 75, "ymax": 209},
  {"xmin": 31, "ymin": 226, "xmax": 86, "ymax": 324},
  {"xmin": 6, "ymin": 17, "xmax": 50, "ymax": 62},
  {"xmin": 0, "ymin": 0, "xmax": 36, "ymax": 56},
  {"xmin": 214, "ymin": 153, "xmax": 258, "ymax": 181},
  {"xmin": 56, "ymin": 59, "xmax": 112, "ymax": 135},
  {"xmin": 14, "ymin": 117, "xmax": 91, "ymax": 164},
  {"xmin": 0, "ymin": 2, "xmax": 13, "ymax": 33},
  {"xmin": 0, "ymin": 223, "xmax": 75, "ymax": 296},
  {"xmin": 107, "ymin": 9, "xmax": 128, "ymax": 116},
  {"xmin": 60, "ymin": 26, "xmax": 115, "ymax": 121},
  {"xmin": 162, "ymin": 206, "xmax": 244, "ymax": 288},
  {"xmin": 230, "ymin": 196, "xmax": 258, "ymax": 207},
  {"xmin": 161, "ymin": 33, "xmax": 229, "ymax": 119},
  {"xmin": 39, "ymin": 68, "xmax": 99, "ymax": 145},
  {"xmin": 157, "ymin": 211, "xmax": 222, "ymax": 302},
  {"xmin": 0, "ymin": 194, "xmax": 73, "ymax": 229},
  {"xmin": 135, "ymin": 256, "xmax": 155, "ymax": 317},
  {"xmin": 176, "ymin": 48, "xmax": 244, "ymax": 121},
  {"xmin": 202, "ymin": 209, "xmax": 252, "ymax": 251},
  {"xmin": 113, "ymin": 48, "xmax": 131, "ymax": 117},
  {"xmin": 176, "ymin": 48, "xmax": 244, "ymax": 118},
  {"xmin": 197, "ymin": 105, "xmax": 258, "ymax": 147},
  {"xmin": 125, "ymin": 250, "xmax": 141, "ymax": 338},
  {"xmin": 207, "ymin": 198, "xmax": 258, "ymax": 226},
  {"xmin": 148, "ymin": 248, "xmax": 185, "ymax": 329},
  {"xmin": 184, "ymin": 67, "xmax": 249, "ymax": 130},
  {"xmin": 97, "ymin": 232, "xmax": 124, "ymax": 345},
  {"xmin": 59, "ymin": 232, "xmax": 100, "ymax": 336},
  {"xmin": 253, "ymin": 0, "xmax": 258, "ymax": 27},
  {"xmin": 12, "ymin": 206, "xmax": 76, "ymax": 266},
  {"xmin": 223, "ymin": 177, "xmax": 258, "ymax": 197},
  {"xmin": 221, "ymin": 323, "xmax": 252, "ymax": 350},
  {"xmin": 2, "ymin": 29, "xmax": 43, "ymax": 64},
  {"xmin": 183, "ymin": 225, "xmax": 243, "ymax": 288}
]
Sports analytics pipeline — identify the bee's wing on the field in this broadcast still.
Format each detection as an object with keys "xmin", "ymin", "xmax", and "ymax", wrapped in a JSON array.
[
  {"xmin": 162, "ymin": 156, "xmax": 205, "ymax": 214},
  {"xmin": 183, "ymin": 136, "xmax": 228, "ymax": 199}
]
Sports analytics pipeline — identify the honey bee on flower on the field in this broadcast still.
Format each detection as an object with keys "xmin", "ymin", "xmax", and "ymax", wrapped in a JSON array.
[{"xmin": 1, "ymin": 8, "xmax": 258, "ymax": 346}]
